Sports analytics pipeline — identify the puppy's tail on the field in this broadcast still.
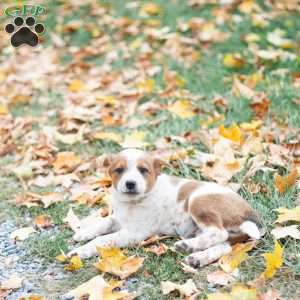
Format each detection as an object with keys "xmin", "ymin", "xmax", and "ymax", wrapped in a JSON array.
[{"xmin": 239, "ymin": 220, "xmax": 261, "ymax": 240}]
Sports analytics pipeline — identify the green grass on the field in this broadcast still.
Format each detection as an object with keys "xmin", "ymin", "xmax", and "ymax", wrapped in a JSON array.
[{"xmin": 0, "ymin": 0, "xmax": 300, "ymax": 299}]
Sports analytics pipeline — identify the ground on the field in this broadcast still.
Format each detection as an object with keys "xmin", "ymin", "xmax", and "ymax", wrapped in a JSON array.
[{"xmin": 0, "ymin": 0, "xmax": 300, "ymax": 299}]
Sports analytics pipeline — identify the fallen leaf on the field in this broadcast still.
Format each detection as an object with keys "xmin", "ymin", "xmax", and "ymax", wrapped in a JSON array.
[
  {"xmin": 63, "ymin": 275, "xmax": 107, "ymax": 300},
  {"xmin": 94, "ymin": 247, "xmax": 144, "ymax": 279},
  {"xmin": 274, "ymin": 168, "xmax": 298, "ymax": 193},
  {"xmin": 232, "ymin": 77, "xmax": 255, "ymax": 99},
  {"xmin": 250, "ymin": 94, "xmax": 270, "ymax": 118},
  {"xmin": 276, "ymin": 206, "xmax": 300, "ymax": 223},
  {"xmin": 161, "ymin": 279, "xmax": 198, "ymax": 297},
  {"xmin": 121, "ymin": 131, "xmax": 148, "ymax": 148},
  {"xmin": 259, "ymin": 289, "xmax": 282, "ymax": 300},
  {"xmin": 40, "ymin": 192, "xmax": 64, "ymax": 208},
  {"xmin": 144, "ymin": 243, "xmax": 168, "ymax": 256},
  {"xmin": 267, "ymin": 29, "xmax": 295, "ymax": 49},
  {"xmin": 55, "ymin": 250, "xmax": 68, "ymax": 263},
  {"xmin": 206, "ymin": 270, "xmax": 236, "ymax": 286},
  {"xmin": 219, "ymin": 124, "xmax": 242, "ymax": 143},
  {"xmin": 223, "ymin": 53, "xmax": 245, "ymax": 69},
  {"xmin": 63, "ymin": 208, "xmax": 81, "ymax": 232},
  {"xmin": 168, "ymin": 100, "xmax": 196, "ymax": 119},
  {"xmin": 271, "ymin": 225, "xmax": 300, "ymax": 239},
  {"xmin": 10, "ymin": 227, "xmax": 35, "ymax": 241},
  {"xmin": 68, "ymin": 79, "xmax": 86, "ymax": 92},
  {"xmin": 1, "ymin": 274, "xmax": 24, "ymax": 290},
  {"xmin": 261, "ymin": 240, "xmax": 283, "ymax": 279},
  {"xmin": 219, "ymin": 241, "xmax": 256, "ymax": 273},
  {"xmin": 34, "ymin": 215, "xmax": 53, "ymax": 229},
  {"xmin": 230, "ymin": 285, "xmax": 257, "ymax": 300},
  {"xmin": 64, "ymin": 254, "xmax": 84, "ymax": 271},
  {"xmin": 92, "ymin": 132, "xmax": 122, "ymax": 143},
  {"xmin": 52, "ymin": 152, "xmax": 82, "ymax": 174},
  {"xmin": 18, "ymin": 295, "xmax": 45, "ymax": 300},
  {"xmin": 141, "ymin": 3, "xmax": 161, "ymax": 15}
]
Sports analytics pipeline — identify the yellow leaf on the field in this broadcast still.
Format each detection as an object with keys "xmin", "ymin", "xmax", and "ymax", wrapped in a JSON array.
[
  {"xmin": 64, "ymin": 254, "xmax": 83, "ymax": 271},
  {"xmin": 240, "ymin": 120, "xmax": 262, "ymax": 131},
  {"xmin": 219, "ymin": 124, "xmax": 242, "ymax": 143},
  {"xmin": 52, "ymin": 151, "xmax": 82, "ymax": 174},
  {"xmin": 55, "ymin": 250, "xmax": 68, "ymax": 263},
  {"xmin": 94, "ymin": 247, "xmax": 144, "ymax": 279},
  {"xmin": 68, "ymin": 79, "xmax": 85, "ymax": 92},
  {"xmin": 219, "ymin": 241, "xmax": 256, "ymax": 273},
  {"xmin": 92, "ymin": 132, "xmax": 122, "ymax": 143},
  {"xmin": 63, "ymin": 275, "xmax": 107, "ymax": 300},
  {"xmin": 141, "ymin": 3, "xmax": 161, "ymax": 15},
  {"xmin": 168, "ymin": 100, "xmax": 196, "ymax": 119},
  {"xmin": 207, "ymin": 285, "xmax": 257, "ymax": 300},
  {"xmin": 275, "ymin": 206, "xmax": 300, "ymax": 223},
  {"xmin": 223, "ymin": 53, "xmax": 245, "ymax": 69},
  {"xmin": 274, "ymin": 168, "xmax": 298, "ymax": 193},
  {"xmin": 230, "ymin": 285, "xmax": 257, "ymax": 300},
  {"xmin": 135, "ymin": 78, "xmax": 155, "ymax": 93},
  {"xmin": 207, "ymin": 292, "xmax": 231, "ymax": 300},
  {"xmin": 0, "ymin": 105, "xmax": 9, "ymax": 115},
  {"xmin": 121, "ymin": 131, "xmax": 147, "ymax": 148},
  {"xmin": 261, "ymin": 240, "xmax": 283, "ymax": 279}
]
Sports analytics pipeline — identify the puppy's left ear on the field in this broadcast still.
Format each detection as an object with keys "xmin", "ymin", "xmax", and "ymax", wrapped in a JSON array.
[
  {"xmin": 153, "ymin": 158, "xmax": 168, "ymax": 175},
  {"xmin": 101, "ymin": 155, "xmax": 114, "ymax": 168}
]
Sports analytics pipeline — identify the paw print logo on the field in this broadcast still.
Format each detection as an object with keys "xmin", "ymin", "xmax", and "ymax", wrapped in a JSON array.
[{"xmin": 5, "ymin": 16, "xmax": 45, "ymax": 47}]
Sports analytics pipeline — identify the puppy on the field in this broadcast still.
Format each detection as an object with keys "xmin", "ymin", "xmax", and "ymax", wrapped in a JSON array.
[{"xmin": 69, "ymin": 148, "xmax": 260, "ymax": 267}]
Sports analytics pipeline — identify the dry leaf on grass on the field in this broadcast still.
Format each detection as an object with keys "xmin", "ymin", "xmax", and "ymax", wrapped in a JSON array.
[
  {"xmin": 168, "ymin": 100, "xmax": 196, "ymax": 119},
  {"xmin": 64, "ymin": 255, "xmax": 84, "ymax": 271},
  {"xmin": 206, "ymin": 270, "xmax": 237, "ymax": 286},
  {"xmin": 275, "ymin": 206, "xmax": 300, "ymax": 223},
  {"xmin": 121, "ymin": 131, "xmax": 148, "ymax": 148},
  {"xmin": 34, "ymin": 215, "xmax": 53, "ymax": 229},
  {"xmin": 259, "ymin": 289, "xmax": 282, "ymax": 300},
  {"xmin": 0, "ymin": 274, "xmax": 24, "ymax": 290},
  {"xmin": 94, "ymin": 247, "xmax": 144, "ymax": 279},
  {"xmin": 10, "ymin": 227, "xmax": 35, "ymax": 241},
  {"xmin": 219, "ymin": 241, "xmax": 256, "ymax": 273},
  {"xmin": 219, "ymin": 124, "xmax": 242, "ymax": 143},
  {"xmin": 19, "ymin": 295, "xmax": 45, "ymax": 300},
  {"xmin": 52, "ymin": 151, "xmax": 82, "ymax": 174},
  {"xmin": 144, "ymin": 243, "xmax": 168, "ymax": 256},
  {"xmin": 223, "ymin": 53, "xmax": 245, "ymax": 69},
  {"xmin": 207, "ymin": 284, "xmax": 257, "ymax": 300},
  {"xmin": 63, "ymin": 275, "xmax": 107, "ymax": 300},
  {"xmin": 161, "ymin": 279, "xmax": 198, "ymax": 297},
  {"xmin": 271, "ymin": 225, "xmax": 300, "ymax": 239},
  {"xmin": 260, "ymin": 240, "xmax": 283, "ymax": 279},
  {"xmin": 274, "ymin": 168, "xmax": 298, "ymax": 193}
]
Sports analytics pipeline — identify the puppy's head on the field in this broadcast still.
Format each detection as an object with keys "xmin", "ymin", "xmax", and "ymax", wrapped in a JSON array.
[{"xmin": 103, "ymin": 149, "xmax": 165, "ymax": 200}]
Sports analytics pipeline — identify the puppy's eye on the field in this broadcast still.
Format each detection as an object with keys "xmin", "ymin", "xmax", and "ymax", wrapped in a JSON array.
[
  {"xmin": 114, "ymin": 167, "xmax": 124, "ymax": 174},
  {"xmin": 138, "ymin": 167, "xmax": 149, "ymax": 175}
]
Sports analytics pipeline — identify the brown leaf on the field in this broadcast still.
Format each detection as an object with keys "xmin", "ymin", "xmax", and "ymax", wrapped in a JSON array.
[
  {"xmin": 34, "ymin": 215, "xmax": 53, "ymax": 229},
  {"xmin": 274, "ymin": 168, "xmax": 298, "ymax": 193},
  {"xmin": 144, "ymin": 243, "xmax": 168, "ymax": 256},
  {"xmin": 52, "ymin": 152, "xmax": 82, "ymax": 174},
  {"xmin": 206, "ymin": 270, "xmax": 236, "ymax": 286},
  {"xmin": 250, "ymin": 94, "xmax": 270, "ymax": 118}
]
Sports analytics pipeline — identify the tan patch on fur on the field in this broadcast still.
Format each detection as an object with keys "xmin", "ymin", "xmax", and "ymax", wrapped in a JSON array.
[
  {"xmin": 189, "ymin": 193, "xmax": 258, "ymax": 231},
  {"xmin": 136, "ymin": 157, "xmax": 158, "ymax": 193},
  {"xmin": 108, "ymin": 156, "xmax": 127, "ymax": 189},
  {"xmin": 177, "ymin": 181, "xmax": 200, "ymax": 212}
]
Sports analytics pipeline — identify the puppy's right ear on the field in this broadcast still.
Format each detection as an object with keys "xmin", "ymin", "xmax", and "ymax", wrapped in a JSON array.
[{"xmin": 102, "ymin": 155, "xmax": 113, "ymax": 168}]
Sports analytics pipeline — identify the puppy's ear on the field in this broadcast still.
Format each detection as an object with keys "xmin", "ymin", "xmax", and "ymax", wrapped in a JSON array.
[
  {"xmin": 153, "ymin": 158, "xmax": 168, "ymax": 175},
  {"xmin": 102, "ymin": 155, "xmax": 114, "ymax": 168}
]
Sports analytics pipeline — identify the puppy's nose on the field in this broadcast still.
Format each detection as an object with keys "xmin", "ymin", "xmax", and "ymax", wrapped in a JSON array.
[{"xmin": 125, "ymin": 180, "xmax": 136, "ymax": 190}]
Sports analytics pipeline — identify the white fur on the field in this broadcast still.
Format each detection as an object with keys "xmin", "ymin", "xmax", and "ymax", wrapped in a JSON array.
[
  {"xmin": 68, "ymin": 149, "xmax": 259, "ymax": 259},
  {"xmin": 239, "ymin": 221, "xmax": 261, "ymax": 240}
]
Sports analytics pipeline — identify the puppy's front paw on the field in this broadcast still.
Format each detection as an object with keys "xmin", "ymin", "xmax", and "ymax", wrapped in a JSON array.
[
  {"xmin": 73, "ymin": 230, "xmax": 93, "ymax": 242},
  {"xmin": 174, "ymin": 240, "xmax": 193, "ymax": 254},
  {"xmin": 67, "ymin": 245, "xmax": 97, "ymax": 259}
]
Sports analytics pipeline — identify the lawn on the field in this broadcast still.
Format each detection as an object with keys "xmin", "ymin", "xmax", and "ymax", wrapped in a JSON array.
[{"xmin": 0, "ymin": 0, "xmax": 300, "ymax": 299}]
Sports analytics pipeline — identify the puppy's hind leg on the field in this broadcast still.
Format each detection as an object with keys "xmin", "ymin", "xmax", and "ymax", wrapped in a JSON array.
[
  {"xmin": 174, "ymin": 226, "xmax": 228, "ymax": 254},
  {"xmin": 185, "ymin": 242, "xmax": 232, "ymax": 268}
]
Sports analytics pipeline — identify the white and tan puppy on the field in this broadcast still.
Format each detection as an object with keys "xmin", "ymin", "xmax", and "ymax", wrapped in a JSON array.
[{"xmin": 69, "ymin": 148, "xmax": 260, "ymax": 267}]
